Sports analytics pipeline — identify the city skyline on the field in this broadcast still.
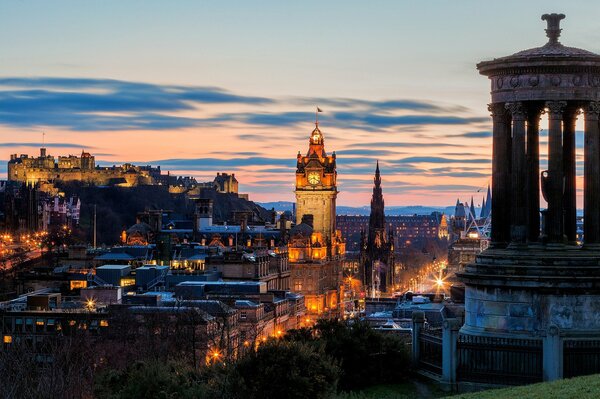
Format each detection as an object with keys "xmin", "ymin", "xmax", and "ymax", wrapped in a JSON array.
[{"xmin": 2, "ymin": 1, "xmax": 600, "ymax": 206}]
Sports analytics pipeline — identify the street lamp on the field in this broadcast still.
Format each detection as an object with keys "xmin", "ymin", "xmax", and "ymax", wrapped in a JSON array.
[{"xmin": 85, "ymin": 298, "xmax": 96, "ymax": 311}]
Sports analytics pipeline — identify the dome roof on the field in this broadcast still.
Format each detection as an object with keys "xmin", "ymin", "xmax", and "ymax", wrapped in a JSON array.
[
  {"xmin": 508, "ymin": 42, "xmax": 598, "ymax": 58},
  {"xmin": 478, "ymin": 13, "xmax": 600, "ymax": 75},
  {"xmin": 126, "ymin": 222, "xmax": 153, "ymax": 235}
]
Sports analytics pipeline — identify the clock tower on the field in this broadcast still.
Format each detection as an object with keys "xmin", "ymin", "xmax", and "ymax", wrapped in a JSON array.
[{"xmin": 295, "ymin": 122, "xmax": 337, "ymax": 238}]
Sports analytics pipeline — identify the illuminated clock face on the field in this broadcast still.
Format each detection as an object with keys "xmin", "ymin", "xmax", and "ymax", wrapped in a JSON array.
[{"xmin": 307, "ymin": 171, "xmax": 321, "ymax": 185}]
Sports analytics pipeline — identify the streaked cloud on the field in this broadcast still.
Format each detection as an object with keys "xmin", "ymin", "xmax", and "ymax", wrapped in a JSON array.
[{"xmin": 0, "ymin": 76, "xmax": 493, "ymax": 205}]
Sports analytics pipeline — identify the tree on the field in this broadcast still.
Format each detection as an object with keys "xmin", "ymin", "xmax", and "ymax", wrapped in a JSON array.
[
  {"xmin": 216, "ymin": 340, "xmax": 340, "ymax": 399},
  {"xmin": 94, "ymin": 359, "xmax": 207, "ymax": 399},
  {"xmin": 310, "ymin": 319, "xmax": 410, "ymax": 391}
]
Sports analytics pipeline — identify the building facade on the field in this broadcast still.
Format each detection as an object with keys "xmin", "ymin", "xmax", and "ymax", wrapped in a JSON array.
[
  {"xmin": 294, "ymin": 124, "xmax": 337, "ymax": 238},
  {"xmin": 337, "ymin": 213, "xmax": 447, "ymax": 252},
  {"xmin": 289, "ymin": 121, "xmax": 345, "ymax": 320}
]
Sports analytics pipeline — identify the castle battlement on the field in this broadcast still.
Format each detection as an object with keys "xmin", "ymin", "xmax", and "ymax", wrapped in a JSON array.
[{"xmin": 7, "ymin": 147, "xmax": 163, "ymax": 187}]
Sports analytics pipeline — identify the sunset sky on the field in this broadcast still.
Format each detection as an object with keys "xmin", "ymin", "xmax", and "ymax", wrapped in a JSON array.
[{"xmin": 2, "ymin": 1, "xmax": 600, "ymax": 206}]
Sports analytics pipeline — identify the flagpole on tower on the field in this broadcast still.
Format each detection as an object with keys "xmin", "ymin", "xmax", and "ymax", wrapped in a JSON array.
[{"xmin": 316, "ymin": 106, "xmax": 322, "ymax": 126}]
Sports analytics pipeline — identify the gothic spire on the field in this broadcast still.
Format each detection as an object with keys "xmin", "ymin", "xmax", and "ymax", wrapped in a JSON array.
[
  {"xmin": 480, "ymin": 196, "xmax": 486, "ymax": 218},
  {"xmin": 369, "ymin": 161, "xmax": 385, "ymax": 230},
  {"xmin": 485, "ymin": 184, "xmax": 492, "ymax": 217},
  {"xmin": 469, "ymin": 196, "xmax": 476, "ymax": 221}
]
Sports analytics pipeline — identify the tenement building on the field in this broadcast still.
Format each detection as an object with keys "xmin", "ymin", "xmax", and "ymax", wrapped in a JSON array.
[
  {"xmin": 456, "ymin": 13, "xmax": 600, "ymax": 382},
  {"xmin": 289, "ymin": 121, "xmax": 345, "ymax": 320}
]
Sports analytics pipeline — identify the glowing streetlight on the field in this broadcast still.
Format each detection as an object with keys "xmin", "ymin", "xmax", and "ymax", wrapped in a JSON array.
[{"xmin": 85, "ymin": 298, "xmax": 96, "ymax": 311}]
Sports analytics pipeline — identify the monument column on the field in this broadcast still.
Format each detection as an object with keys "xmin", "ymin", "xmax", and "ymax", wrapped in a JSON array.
[
  {"xmin": 563, "ymin": 107, "xmax": 578, "ymax": 244},
  {"xmin": 545, "ymin": 101, "xmax": 566, "ymax": 244},
  {"xmin": 506, "ymin": 102, "xmax": 527, "ymax": 245},
  {"xmin": 584, "ymin": 101, "xmax": 600, "ymax": 246},
  {"xmin": 489, "ymin": 103, "xmax": 511, "ymax": 246},
  {"xmin": 526, "ymin": 106, "xmax": 541, "ymax": 242}
]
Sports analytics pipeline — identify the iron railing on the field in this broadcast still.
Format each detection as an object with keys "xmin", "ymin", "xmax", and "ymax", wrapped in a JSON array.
[
  {"xmin": 457, "ymin": 334, "xmax": 543, "ymax": 384},
  {"xmin": 564, "ymin": 340, "xmax": 600, "ymax": 378},
  {"xmin": 419, "ymin": 329, "xmax": 443, "ymax": 375}
]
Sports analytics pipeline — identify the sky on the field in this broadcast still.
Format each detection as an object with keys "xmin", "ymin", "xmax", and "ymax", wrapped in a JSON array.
[{"xmin": 1, "ymin": 1, "xmax": 600, "ymax": 206}]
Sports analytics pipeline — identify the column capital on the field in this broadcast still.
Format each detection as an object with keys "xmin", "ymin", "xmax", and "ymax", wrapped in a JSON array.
[
  {"xmin": 585, "ymin": 101, "xmax": 600, "ymax": 120},
  {"xmin": 526, "ymin": 104, "xmax": 544, "ymax": 122},
  {"xmin": 488, "ymin": 103, "xmax": 507, "ymax": 121},
  {"xmin": 545, "ymin": 101, "xmax": 567, "ymax": 119},
  {"xmin": 505, "ymin": 101, "xmax": 527, "ymax": 120}
]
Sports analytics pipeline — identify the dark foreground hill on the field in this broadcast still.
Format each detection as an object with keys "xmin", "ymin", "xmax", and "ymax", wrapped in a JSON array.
[{"xmin": 58, "ymin": 183, "xmax": 271, "ymax": 245}]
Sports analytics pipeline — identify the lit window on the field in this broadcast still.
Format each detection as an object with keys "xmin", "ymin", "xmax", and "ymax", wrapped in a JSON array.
[
  {"xmin": 3, "ymin": 335, "xmax": 12, "ymax": 344},
  {"xmin": 100, "ymin": 320, "xmax": 109, "ymax": 327}
]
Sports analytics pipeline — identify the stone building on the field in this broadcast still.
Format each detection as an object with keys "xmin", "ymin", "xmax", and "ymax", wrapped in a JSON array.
[
  {"xmin": 294, "ymin": 123, "xmax": 337, "ymax": 238},
  {"xmin": 360, "ymin": 162, "xmax": 395, "ymax": 296},
  {"xmin": 206, "ymin": 248, "xmax": 291, "ymax": 291},
  {"xmin": 289, "ymin": 120, "xmax": 345, "ymax": 320},
  {"xmin": 213, "ymin": 173, "xmax": 239, "ymax": 194},
  {"xmin": 41, "ymin": 195, "xmax": 81, "ymax": 231},
  {"xmin": 8, "ymin": 148, "xmax": 164, "ymax": 188},
  {"xmin": 3, "ymin": 182, "xmax": 41, "ymax": 232},
  {"xmin": 337, "ymin": 213, "xmax": 447, "ymax": 252}
]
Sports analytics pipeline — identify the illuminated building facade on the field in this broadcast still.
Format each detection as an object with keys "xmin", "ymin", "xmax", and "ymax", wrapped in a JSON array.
[
  {"xmin": 289, "ymin": 121, "xmax": 345, "ymax": 319},
  {"xmin": 337, "ymin": 213, "xmax": 447, "ymax": 252},
  {"xmin": 8, "ymin": 148, "xmax": 164, "ymax": 187}
]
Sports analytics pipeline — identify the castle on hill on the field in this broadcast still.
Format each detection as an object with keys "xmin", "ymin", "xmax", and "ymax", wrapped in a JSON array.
[{"xmin": 8, "ymin": 147, "xmax": 166, "ymax": 187}]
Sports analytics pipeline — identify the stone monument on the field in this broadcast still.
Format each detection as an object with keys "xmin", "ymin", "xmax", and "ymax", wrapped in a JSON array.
[{"xmin": 458, "ymin": 13, "xmax": 600, "ymax": 381}]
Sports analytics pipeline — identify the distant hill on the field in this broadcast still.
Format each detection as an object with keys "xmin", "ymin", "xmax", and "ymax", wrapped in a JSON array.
[{"xmin": 259, "ymin": 201, "xmax": 456, "ymax": 216}]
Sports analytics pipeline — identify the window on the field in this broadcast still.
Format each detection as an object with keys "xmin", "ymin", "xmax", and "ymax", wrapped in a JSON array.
[
  {"xmin": 240, "ymin": 311, "xmax": 247, "ymax": 320},
  {"xmin": 294, "ymin": 281, "xmax": 303, "ymax": 291},
  {"xmin": 3, "ymin": 335, "xmax": 11, "ymax": 344},
  {"xmin": 100, "ymin": 320, "xmax": 109, "ymax": 327}
]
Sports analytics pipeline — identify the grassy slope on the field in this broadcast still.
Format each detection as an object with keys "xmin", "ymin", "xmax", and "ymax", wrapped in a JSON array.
[
  {"xmin": 449, "ymin": 374, "xmax": 600, "ymax": 399},
  {"xmin": 339, "ymin": 374, "xmax": 600, "ymax": 399}
]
